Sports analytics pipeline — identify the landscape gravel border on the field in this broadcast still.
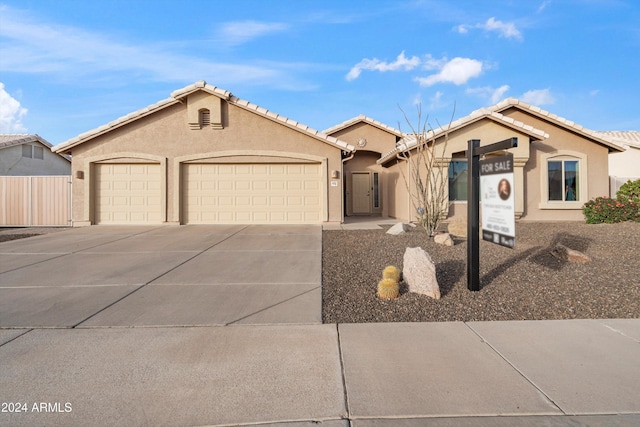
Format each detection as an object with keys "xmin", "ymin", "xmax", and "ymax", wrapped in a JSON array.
[{"xmin": 322, "ymin": 221, "xmax": 640, "ymax": 323}]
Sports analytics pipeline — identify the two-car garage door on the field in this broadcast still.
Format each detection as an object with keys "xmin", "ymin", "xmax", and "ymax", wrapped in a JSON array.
[{"xmin": 182, "ymin": 163, "xmax": 322, "ymax": 224}]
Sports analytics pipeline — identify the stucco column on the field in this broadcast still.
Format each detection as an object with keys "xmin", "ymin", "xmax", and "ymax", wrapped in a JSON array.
[
  {"xmin": 514, "ymin": 158, "xmax": 527, "ymax": 219},
  {"xmin": 436, "ymin": 158, "xmax": 452, "ymax": 218}
]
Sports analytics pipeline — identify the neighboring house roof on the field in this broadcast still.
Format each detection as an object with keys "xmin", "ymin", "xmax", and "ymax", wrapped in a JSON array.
[
  {"xmin": 377, "ymin": 107, "xmax": 550, "ymax": 165},
  {"xmin": 323, "ymin": 114, "xmax": 403, "ymax": 137},
  {"xmin": 489, "ymin": 98, "xmax": 625, "ymax": 152},
  {"xmin": 595, "ymin": 131, "xmax": 640, "ymax": 149},
  {"xmin": 53, "ymin": 81, "xmax": 355, "ymax": 154},
  {"xmin": 0, "ymin": 134, "xmax": 71, "ymax": 161}
]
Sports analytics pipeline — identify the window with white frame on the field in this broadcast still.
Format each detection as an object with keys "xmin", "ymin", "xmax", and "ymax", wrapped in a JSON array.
[
  {"xmin": 540, "ymin": 150, "xmax": 587, "ymax": 208},
  {"xmin": 548, "ymin": 159, "xmax": 579, "ymax": 201}
]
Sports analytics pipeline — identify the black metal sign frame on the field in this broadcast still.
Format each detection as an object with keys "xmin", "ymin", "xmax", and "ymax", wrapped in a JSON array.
[{"xmin": 466, "ymin": 137, "xmax": 517, "ymax": 291}]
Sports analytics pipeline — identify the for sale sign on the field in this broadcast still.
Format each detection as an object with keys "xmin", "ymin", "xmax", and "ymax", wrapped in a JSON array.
[{"xmin": 480, "ymin": 154, "xmax": 515, "ymax": 248}]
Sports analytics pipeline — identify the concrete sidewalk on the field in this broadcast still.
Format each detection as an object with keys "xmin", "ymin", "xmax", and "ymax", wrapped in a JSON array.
[
  {"xmin": 1, "ymin": 319, "xmax": 639, "ymax": 426},
  {"xmin": 1, "ymin": 226, "xmax": 639, "ymax": 426}
]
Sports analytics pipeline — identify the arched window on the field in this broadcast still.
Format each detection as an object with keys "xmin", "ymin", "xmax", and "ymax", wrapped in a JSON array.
[{"xmin": 540, "ymin": 150, "xmax": 587, "ymax": 209}]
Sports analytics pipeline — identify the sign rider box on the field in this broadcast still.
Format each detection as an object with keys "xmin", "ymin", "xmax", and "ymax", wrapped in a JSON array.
[{"xmin": 480, "ymin": 154, "xmax": 515, "ymax": 248}]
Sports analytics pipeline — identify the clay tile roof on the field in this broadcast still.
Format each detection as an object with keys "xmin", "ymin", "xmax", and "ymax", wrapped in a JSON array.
[
  {"xmin": 377, "ymin": 109, "xmax": 549, "ymax": 165},
  {"xmin": 323, "ymin": 114, "xmax": 403, "ymax": 137},
  {"xmin": 53, "ymin": 81, "xmax": 354, "ymax": 154},
  {"xmin": 595, "ymin": 131, "xmax": 640, "ymax": 149},
  {"xmin": 489, "ymin": 98, "xmax": 625, "ymax": 152}
]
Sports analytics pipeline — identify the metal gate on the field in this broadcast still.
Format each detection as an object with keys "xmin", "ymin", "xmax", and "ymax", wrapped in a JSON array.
[{"xmin": 0, "ymin": 176, "xmax": 72, "ymax": 226}]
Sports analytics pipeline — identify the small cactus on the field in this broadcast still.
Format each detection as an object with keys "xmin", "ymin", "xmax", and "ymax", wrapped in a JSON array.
[
  {"xmin": 382, "ymin": 265, "xmax": 401, "ymax": 283},
  {"xmin": 377, "ymin": 278, "xmax": 399, "ymax": 300}
]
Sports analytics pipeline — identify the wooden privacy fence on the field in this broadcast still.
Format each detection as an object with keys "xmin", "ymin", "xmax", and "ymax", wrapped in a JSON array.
[{"xmin": 0, "ymin": 176, "xmax": 72, "ymax": 227}]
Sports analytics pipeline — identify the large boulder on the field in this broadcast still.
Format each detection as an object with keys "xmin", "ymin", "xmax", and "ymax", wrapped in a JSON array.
[{"xmin": 403, "ymin": 247, "xmax": 441, "ymax": 300}]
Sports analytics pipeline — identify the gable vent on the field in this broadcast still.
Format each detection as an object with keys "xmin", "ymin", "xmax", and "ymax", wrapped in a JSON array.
[{"xmin": 199, "ymin": 109, "xmax": 211, "ymax": 128}]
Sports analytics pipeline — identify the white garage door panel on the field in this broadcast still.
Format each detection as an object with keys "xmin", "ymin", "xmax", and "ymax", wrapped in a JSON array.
[
  {"xmin": 95, "ymin": 164, "xmax": 161, "ymax": 224},
  {"xmin": 183, "ymin": 163, "xmax": 323, "ymax": 224}
]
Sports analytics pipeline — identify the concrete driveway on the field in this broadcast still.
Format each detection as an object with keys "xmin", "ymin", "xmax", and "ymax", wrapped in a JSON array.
[{"xmin": 0, "ymin": 224, "xmax": 322, "ymax": 327}]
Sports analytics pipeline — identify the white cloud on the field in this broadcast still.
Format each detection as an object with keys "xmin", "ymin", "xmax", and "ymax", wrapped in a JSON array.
[
  {"xmin": 468, "ymin": 85, "xmax": 511, "ymax": 104},
  {"xmin": 0, "ymin": 83, "xmax": 28, "ymax": 133},
  {"xmin": 537, "ymin": 1, "xmax": 552, "ymax": 13},
  {"xmin": 521, "ymin": 88, "xmax": 555, "ymax": 105},
  {"xmin": 0, "ymin": 6, "xmax": 301, "ymax": 88},
  {"xmin": 415, "ymin": 57, "xmax": 483, "ymax": 87},
  {"xmin": 218, "ymin": 20, "xmax": 289, "ymax": 46},
  {"xmin": 491, "ymin": 85, "xmax": 511, "ymax": 103},
  {"xmin": 346, "ymin": 51, "xmax": 421, "ymax": 81},
  {"xmin": 455, "ymin": 17, "xmax": 522, "ymax": 40},
  {"xmin": 481, "ymin": 17, "xmax": 522, "ymax": 40}
]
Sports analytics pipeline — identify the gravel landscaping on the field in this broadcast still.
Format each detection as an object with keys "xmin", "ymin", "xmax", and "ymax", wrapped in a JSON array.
[
  {"xmin": 0, "ymin": 227, "xmax": 69, "ymax": 243},
  {"xmin": 322, "ymin": 221, "xmax": 640, "ymax": 323}
]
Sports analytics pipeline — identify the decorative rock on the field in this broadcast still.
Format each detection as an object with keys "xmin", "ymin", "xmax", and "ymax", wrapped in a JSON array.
[
  {"xmin": 551, "ymin": 244, "xmax": 592, "ymax": 263},
  {"xmin": 434, "ymin": 232, "xmax": 454, "ymax": 246},
  {"xmin": 387, "ymin": 222, "xmax": 409, "ymax": 235},
  {"xmin": 402, "ymin": 247, "xmax": 441, "ymax": 300},
  {"xmin": 447, "ymin": 219, "xmax": 467, "ymax": 237}
]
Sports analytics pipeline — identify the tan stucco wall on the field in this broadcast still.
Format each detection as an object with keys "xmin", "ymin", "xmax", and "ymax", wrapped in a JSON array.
[
  {"xmin": 67, "ymin": 93, "xmax": 345, "ymax": 225},
  {"xmin": 0, "ymin": 144, "xmax": 71, "ymax": 176},
  {"xmin": 330, "ymin": 122, "xmax": 398, "ymax": 154},
  {"xmin": 501, "ymin": 108, "xmax": 610, "ymax": 221},
  {"xmin": 384, "ymin": 160, "xmax": 410, "ymax": 220}
]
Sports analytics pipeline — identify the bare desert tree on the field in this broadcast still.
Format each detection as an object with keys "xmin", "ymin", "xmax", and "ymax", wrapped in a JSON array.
[{"xmin": 397, "ymin": 104, "xmax": 455, "ymax": 237}]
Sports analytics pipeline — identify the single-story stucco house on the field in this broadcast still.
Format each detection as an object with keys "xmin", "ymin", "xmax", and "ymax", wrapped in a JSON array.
[
  {"xmin": 371, "ymin": 98, "xmax": 625, "ymax": 222},
  {"xmin": 1, "ymin": 134, "xmax": 71, "ymax": 176},
  {"xmin": 52, "ymin": 81, "xmax": 624, "ymax": 226}
]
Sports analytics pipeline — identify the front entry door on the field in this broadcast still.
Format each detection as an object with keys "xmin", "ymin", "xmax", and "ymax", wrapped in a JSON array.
[{"xmin": 352, "ymin": 172, "xmax": 371, "ymax": 214}]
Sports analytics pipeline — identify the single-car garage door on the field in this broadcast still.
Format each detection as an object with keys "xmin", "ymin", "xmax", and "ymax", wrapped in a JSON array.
[
  {"xmin": 94, "ymin": 163, "xmax": 162, "ymax": 224},
  {"xmin": 183, "ymin": 163, "xmax": 323, "ymax": 224}
]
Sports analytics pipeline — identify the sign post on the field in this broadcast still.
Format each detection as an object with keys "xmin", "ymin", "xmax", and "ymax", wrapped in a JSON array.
[{"xmin": 467, "ymin": 137, "xmax": 517, "ymax": 291}]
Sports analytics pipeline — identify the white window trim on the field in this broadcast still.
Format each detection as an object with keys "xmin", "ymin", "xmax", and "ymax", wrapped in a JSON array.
[{"xmin": 539, "ymin": 150, "xmax": 588, "ymax": 210}]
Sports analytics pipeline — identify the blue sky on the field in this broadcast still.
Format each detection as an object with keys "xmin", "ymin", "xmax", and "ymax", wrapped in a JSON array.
[{"xmin": 1, "ymin": 0, "xmax": 639, "ymax": 145}]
